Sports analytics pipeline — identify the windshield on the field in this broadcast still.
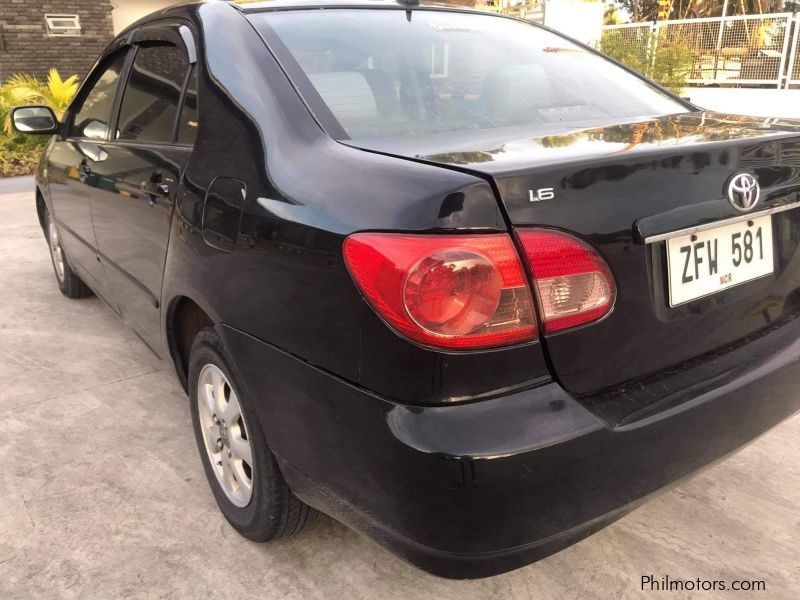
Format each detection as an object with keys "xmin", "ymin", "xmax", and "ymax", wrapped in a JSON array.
[{"xmin": 250, "ymin": 9, "xmax": 687, "ymax": 140}]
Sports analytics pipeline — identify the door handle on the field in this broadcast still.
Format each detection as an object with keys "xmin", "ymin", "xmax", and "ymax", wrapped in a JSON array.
[
  {"xmin": 152, "ymin": 182, "xmax": 170, "ymax": 196},
  {"xmin": 78, "ymin": 160, "xmax": 92, "ymax": 182},
  {"xmin": 141, "ymin": 178, "xmax": 170, "ymax": 206}
]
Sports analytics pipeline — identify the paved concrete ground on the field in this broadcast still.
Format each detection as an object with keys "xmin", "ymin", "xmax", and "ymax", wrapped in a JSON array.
[{"xmin": 0, "ymin": 177, "xmax": 798, "ymax": 599}]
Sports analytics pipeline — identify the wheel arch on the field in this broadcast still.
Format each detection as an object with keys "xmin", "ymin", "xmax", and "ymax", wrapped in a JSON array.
[
  {"xmin": 167, "ymin": 295, "xmax": 215, "ymax": 392},
  {"xmin": 35, "ymin": 186, "xmax": 48, "ymax": 231}
]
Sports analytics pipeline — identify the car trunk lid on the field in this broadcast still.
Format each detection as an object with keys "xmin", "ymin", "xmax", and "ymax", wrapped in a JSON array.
[{"xmin": 348, "ymin": 112, "xmax": 800, "ymax": 394}]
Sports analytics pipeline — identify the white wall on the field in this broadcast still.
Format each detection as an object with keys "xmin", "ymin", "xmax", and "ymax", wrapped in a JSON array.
[
  {"xmin": 543, "ymin": 0, "xmax": 605, "ymax": 46},
  {"xmin": 686, "ymin": 88, "xmax": 800, "ymax": 120},
  {"xmin": 111, "ymin": 0, "xmax": 176, "ymax": 34}
]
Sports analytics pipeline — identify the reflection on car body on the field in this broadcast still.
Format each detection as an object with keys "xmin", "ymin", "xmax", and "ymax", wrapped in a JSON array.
[{"xmin": 14, "ymin": 0, "xmax": 800, "ymax": 580}]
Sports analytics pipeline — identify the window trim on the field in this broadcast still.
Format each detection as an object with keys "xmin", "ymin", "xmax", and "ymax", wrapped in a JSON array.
[
  {"xmin": 64, "ymin": 18, "xmax": 199, "ymax": 149},
  {"xmin": 110, "ymin": 23, "xmax": 198, "ymax": 148},
  {"xmin": 107, "ymin": 45, "xmax": 139, "ymax": 144},
  {"xmin": 130, "ymin": 23, "xmax": 196, "ymax": 62},
  {"xmin": 172, "ymin": 64, "xmax": 199, "ymax": 146}
]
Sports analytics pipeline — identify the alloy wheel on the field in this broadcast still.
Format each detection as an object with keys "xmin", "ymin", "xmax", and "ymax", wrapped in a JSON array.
[
  {"xmin": 197, "ymin": 363, "xmax": 254, "ymax": 507},
  {"xmin": 47, "ymin": 217, "xmax": 66, "ymax": 283}
]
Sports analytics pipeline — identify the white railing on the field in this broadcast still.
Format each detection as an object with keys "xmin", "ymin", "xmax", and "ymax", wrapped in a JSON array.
[
  {"xmin": 788, "ymin": 14, "xmax": 800, "ymax": 87},
  {"xmin": 602, "ymin": 13, "xmax": 800, "ymax": 89}
]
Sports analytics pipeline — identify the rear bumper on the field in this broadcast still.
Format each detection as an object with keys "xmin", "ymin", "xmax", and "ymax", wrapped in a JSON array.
[{"xmin": 221, "ymin": 318, "xmax": 800, "ymax": 579}]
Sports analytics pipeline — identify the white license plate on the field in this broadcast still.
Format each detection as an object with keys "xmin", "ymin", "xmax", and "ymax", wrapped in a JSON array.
[{"xmin": 666, "ymin": 215, "xmax": 774, "ymax": 306}]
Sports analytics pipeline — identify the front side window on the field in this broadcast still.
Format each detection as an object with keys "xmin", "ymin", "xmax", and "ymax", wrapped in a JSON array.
[
  {"xmin": 117, "ymin": 42, "xmax": 189, "ymax": 143},
  {"xmin": 70, "ymin": 52, "xmax": 127, "ymax": 140},
  {"xmin": 251, "ymin": 10, "xmax": 687, "ymax": 140}
]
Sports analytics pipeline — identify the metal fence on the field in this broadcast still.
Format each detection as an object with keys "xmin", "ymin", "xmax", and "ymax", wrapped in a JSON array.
[
  {"xmin": 602, "ymin": 22, "xmax": 654, "ymax": 55},
  {"xmin": 602, "ymin": 13, "xmax": 800, "ymax": 89},
  {"xmin": 485, "ymin": 1, "xmax": 544, "ymax": 24},
  {"xmin": 789, "ymin": 16, "xmax": 800, "ymax": 86}
]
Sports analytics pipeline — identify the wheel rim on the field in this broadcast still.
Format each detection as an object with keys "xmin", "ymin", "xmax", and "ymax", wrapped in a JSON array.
[
  {"xmin": 47, "ymin": 217, "xmax": 66, "ymax": 283},
  {"xmin": 197, "ymin": 364, "xmax": 254, "ymax": 508}
]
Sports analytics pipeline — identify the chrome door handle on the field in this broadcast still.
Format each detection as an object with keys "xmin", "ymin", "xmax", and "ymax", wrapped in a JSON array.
[{"xmin": 141, "ymin": 180, "xmax": 170, "ymax": 206}]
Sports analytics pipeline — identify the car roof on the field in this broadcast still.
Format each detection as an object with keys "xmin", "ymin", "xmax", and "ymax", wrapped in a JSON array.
[{"xmin": 229, "ymin": 0, "xmax": 483, "ymax": 14}]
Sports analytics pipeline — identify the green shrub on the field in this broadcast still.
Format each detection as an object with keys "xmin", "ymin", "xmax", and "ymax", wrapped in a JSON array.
[
  {"xmin": 599, "ymin": 29, "xmax": 693, "ymax": 95},
  {"xmin": 0, "ymin": 135, "xmax": 44, "ymax": 177}
]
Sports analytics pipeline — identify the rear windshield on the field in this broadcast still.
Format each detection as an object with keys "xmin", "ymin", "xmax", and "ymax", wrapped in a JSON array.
[{"xmin": 250, "ymin": 9, "xmax": 687, "ymax": 140}]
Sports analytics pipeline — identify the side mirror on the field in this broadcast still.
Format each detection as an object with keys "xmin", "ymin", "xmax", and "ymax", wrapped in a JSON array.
[{"xmin": 11, "ymin": 105, "xmax": 59, "ymax": 135}]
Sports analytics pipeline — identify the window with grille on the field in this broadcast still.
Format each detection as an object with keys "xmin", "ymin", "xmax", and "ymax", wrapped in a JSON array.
[{"xmin": 44, "ymin": 15, "xmax": 81, "ymax": 37}]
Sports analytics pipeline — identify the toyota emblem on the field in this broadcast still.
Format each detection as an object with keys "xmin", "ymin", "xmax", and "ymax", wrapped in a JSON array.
[{"xmin": 727, "ymin": 173, "xmax": 760, "ymax": 212}]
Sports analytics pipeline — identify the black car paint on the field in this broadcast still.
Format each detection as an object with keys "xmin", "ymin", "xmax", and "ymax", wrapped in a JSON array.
[
  {"xmin": 223, "ymin": 311, "xmax": 800, "ymax": 578},
  {"xmin": 32, "ymin": 0, "xmax": 800, "ymax": 579},
  {"xmin": 352, "ymin": 116, "xmax": 800, "ymax": 394}
]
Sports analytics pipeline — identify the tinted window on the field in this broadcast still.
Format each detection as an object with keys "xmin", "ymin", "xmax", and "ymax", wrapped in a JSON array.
[
  {"xmin": 253, "ymin": 10, "xmax": 687, "ymax": 140},
  {"xmin": 177, "ymin": 65, "xmax": 198, "ymax": 145},
  {"xmin": 117, "ymin": 43, "xmax": 188, "ymax": 143},
  {"xmin": 70, "ymin": 52, "xmax": 127, "ymax": 140}
]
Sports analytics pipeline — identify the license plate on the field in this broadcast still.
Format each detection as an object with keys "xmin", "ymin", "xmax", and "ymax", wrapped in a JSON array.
[{"xmin": 666, "ymin": 215, "xmax": 774, "ymax": 306}]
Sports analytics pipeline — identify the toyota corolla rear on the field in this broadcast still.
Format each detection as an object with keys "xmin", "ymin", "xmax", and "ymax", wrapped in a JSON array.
[{"xmin": 241, "ymin": 3, "xmax": 800, "ymax": 578}]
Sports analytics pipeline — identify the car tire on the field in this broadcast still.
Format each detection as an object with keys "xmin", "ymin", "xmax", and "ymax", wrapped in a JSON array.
[
  {"xmin": 188, "ymin": 327, "xmax": 316, "ymax": 541},
  {"xmin": 44, "ymin": 207, "xmax": 92, "ymax": 299}
]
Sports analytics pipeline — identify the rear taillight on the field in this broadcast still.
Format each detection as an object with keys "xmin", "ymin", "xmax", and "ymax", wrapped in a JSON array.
[
  {"xmin": 343, "ymin": 233, "xmax": 537, "ymax": 350},
  {"xmin": 518, "ymin": 229, "xmax": 616, "ymax": 333}
]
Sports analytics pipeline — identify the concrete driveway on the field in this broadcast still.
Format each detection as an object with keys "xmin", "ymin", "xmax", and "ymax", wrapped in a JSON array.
[{"xmin": 1, "ymin": 177, "xmax": 798, "ymax": 599}]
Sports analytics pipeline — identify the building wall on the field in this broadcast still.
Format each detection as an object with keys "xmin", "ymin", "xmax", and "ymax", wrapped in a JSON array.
[
  {"xmin": 0, "ymin": 0, "xmax": 115, "ymax": 82},
  {"xmin": 111, "ymin": 0, "xmax": 176, "ymax": 35}
]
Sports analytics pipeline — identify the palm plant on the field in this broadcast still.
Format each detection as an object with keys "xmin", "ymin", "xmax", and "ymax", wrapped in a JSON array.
[
  {"xmin": 3, "ymin": 69, "xmax": 79, "ymax": 119},
  {"xmin": 0, "ymin": 83, "xmax": 37, "ymax": 134}
]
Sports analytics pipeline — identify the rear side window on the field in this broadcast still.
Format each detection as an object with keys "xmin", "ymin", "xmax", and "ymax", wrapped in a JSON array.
[
  {"xmin": 252, "ymin": 9, "xmax": 687, "ymax": 140},
  {"xmin": 176, "ymin": 65, "xmax": 198, "ymax": 145},
  {"xmin": 117, "ymin": 42, "xmax": 189, "ymax": 143},
  {"xmin": 70, "ymin": 52, "xmax": 127, "ymax": 140}
]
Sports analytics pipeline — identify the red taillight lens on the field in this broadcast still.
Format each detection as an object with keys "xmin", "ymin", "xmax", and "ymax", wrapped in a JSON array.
[
  {"xmin": 343, "ymin": 233, "xmax": 537, "ymax": 349},
  {"xmin": 518, "ymin": 229, "xmax": 616, "ymax": 333}
]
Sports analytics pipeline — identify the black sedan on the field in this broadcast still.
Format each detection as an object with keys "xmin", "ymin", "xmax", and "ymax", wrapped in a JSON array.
[{"xmin": 13, "ymin": 0, "xmax": 800, "ymax": 579}]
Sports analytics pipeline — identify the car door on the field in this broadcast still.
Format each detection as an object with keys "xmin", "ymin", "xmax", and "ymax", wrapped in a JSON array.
[
  {"xmin": 46, "ymin": 50, "xmax": 130, "ymax": 304},
  {"xmin": 89, "ymin": 24, "xmax": 198, "ymax": 353}
]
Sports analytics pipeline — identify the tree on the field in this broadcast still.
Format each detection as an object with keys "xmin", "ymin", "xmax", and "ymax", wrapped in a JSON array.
[
  {"xmin": 612, "ymin": 0, "xmax": 791, "ymax": 22},
  {"xmin": 614, "ymin": 0, "xmax": 661, "ymax": 22}
]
